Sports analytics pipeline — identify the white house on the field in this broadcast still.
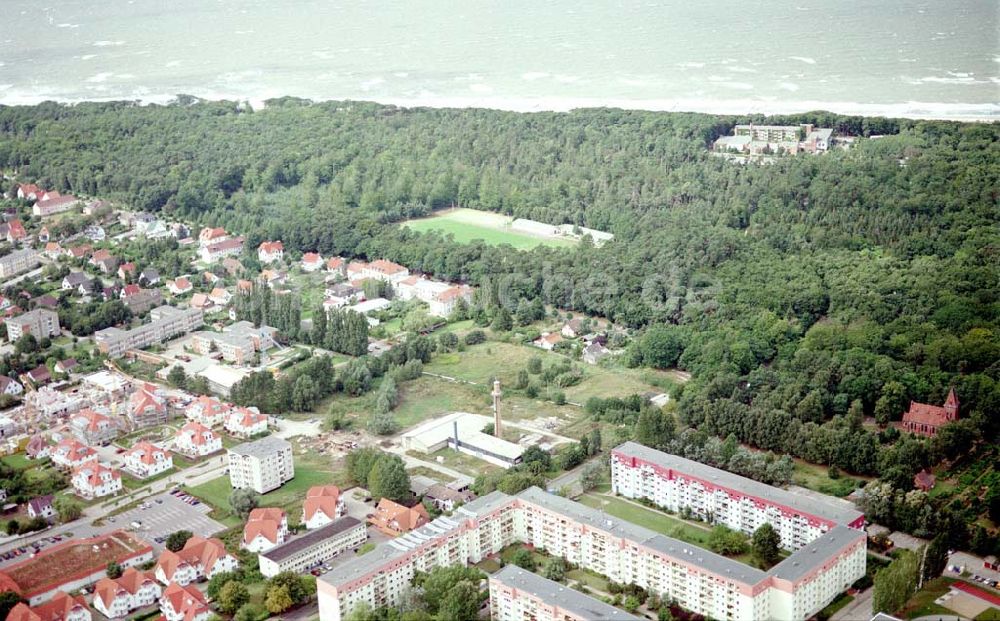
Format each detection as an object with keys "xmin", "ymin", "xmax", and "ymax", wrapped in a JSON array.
[
  {"xmin": 185, "ymin": 395, "xmax": 232, "ymax": 427},
  {"xmin": 27, "ymin": 495, "xmax": 56, "ymax": 519},
  {"xmin": 123, "ymin": 441, "xmax": 173, "ymax": 479},
  {"xmin": 92, "ymin": 568, "xmax": 162, "ymax": 619},
  {"xmin": 0, "ymin": 376, "xmax": 23, "ymax": 397},
  {"xmin": 428, "ymin": 285, "xmax": 474, "ymax": 318},
  {"xmin": 71, "ymin": 462, "xmax": 123, "ymax": 498},
  {"xmin": 159, "ymin": 583, "xmax": 211, "ymax": 621},
  {"xmin": 166, "ymin": 277, "xmax": 193, "ymax": 296},
  {"xmin": 154, "ymin": 536, "xmax": 239, "ymax": 586},
  {"xmin": 224, "ymin": 407, "xmax": 268, "ymax": 438},
  {"xmin": 257, "ymin": 241, "xmax": 284, "ymax": 264},
  {"xmin": 301, "ymin": 252, "xmax": 324, "ymax": 272},
  {"xmin": 174, "ymin": 422, "xmax": 222, "ymax": 457},
  {"xmin": 302, "ymin": 485, "xmax": 345, "ymax": 530},
  {"xmin": 51, "ymin": 438, "xmax": 99, "ymax": 469},
  {"xmin": 242, "ymin": 508, "xmax": 288, "ymax": 553}
]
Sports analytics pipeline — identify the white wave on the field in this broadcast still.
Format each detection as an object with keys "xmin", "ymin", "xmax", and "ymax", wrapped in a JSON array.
[
  {"xmin": 554, "ymin": 75, "xmax": 580, "ymax": 84},
  {"xmin": 677, "ymin": 62, "xmax": 705, "ymax": 69},
  {"xmin": 778, "ymin": 82, "xmax": 800, "ymax": 92},
  {"xmin": 789, "ymin": 56, "xmax": 817, "ymax": 65},
  {"xmin": 723, "ymin": 82, "xmax": 754, "ymax": 90},
  {"xmin": 235, "ymin": 30, "xmax": 255, "ymax": 35},
  {"xmin": 393, "ymin": 72, "xmax": 409, "ymax": 78},
  {"xmin": 93, "ymin": 40, "xmax": 125, "ymax": 47},
  {"xmin": 910, "ymin": 74, "xmax": 993, "ymax": 85},
  {"xmin": 85, "ymin": 72, "xmax": 115, "ymax": 83},
  {"xmin": 454, "ymin": 73, "xmax": 483, "ymax": 82},
  {"xmin": 469, "ymin": 83, "xmax": 493, "ymax": 93},
  {"xmin": 117, "ymin": 73, "xmax": 136, "ymax": 80},
  {"xmin": 0, "ymin": 84, "xmax": 12, "ymax": 91},
  {"xmin": 80, "ymin": 54, "xmax": 97, "ymax": 60},
  {"xmin": 619, "ymin": 77, "xmax": 652, "ymax": 87},
  {"xmin": 165, "ymin": 60, "xmax": 182, "ymax": 68},
  {"xmin": 521, "ymin": 72, "xmax": 549, "ymax": 81},
  {"xmin": 726, "ymin": 66, "xmax": 757, "ymax": 74},
  {"xmin": 56, "ymin": 23, "xmax": 80, "ymax": 28},
  {"xmin": 706, "ymin": 75, "xmax": 727, "ymax": 82},
  {"xmin": 360, "ymin": 77, "xmax": 385, "ymax": 91}
]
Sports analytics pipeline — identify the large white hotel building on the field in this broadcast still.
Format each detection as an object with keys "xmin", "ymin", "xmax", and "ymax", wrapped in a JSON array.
[
  {"xmin": 318, "ymin": 452, "xmax": 866, "ymax": 621},
  {"xmin": 611, "ymin": 441, "xmax": 866, "ymax": 550}
]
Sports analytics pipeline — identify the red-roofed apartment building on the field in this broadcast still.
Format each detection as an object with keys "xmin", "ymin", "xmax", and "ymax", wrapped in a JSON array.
[
  {"xmin": 128, "ymin": 383, "xmax": 168, "ymax": 429},
  {"xmin": 224, "ymin": 407, "xmax": 268, "ymax": 438},
  {"xmin": 302, "ymin": 485, "xmax": 345, "ymax": 529},
  {"xmin": 154, "ymin": 536, "xmax": 238, "ymax": 586},
  {"xmin": 257, "ymin": 241, "xmax": 284, "ymax": 264},
  {"xmin": 71, "ymin": 462, "xmax": 122, "ymax": 498},
  {"xmin": 7, "ymin": 591, "xmax": 91, "ymax": 621},
  {"xmin": 243, "ymin": 508, "xmax": 288, "ymax": 552},
  {"xmin": 368, "ymin": 499, "xmax": 429, "ymax": 536},
  {"xmin": 159, "ymin": 582, "xmax": 211, "ymax": 621},
  {"xmin": 901, "ymin": 388, "xmax": 959, "ymax": 438},
  {"xmin": 185, "ymin": 395, "xmax": 232, "ymax": 427},
  {"xmin": 174, "ymin": 422, "xmax": 222, "ymax": 457},
  {"xmin": 50, "ymin": 438, "xmax": 98, "ymax": 470},
  {"xmin": 92, "ymin": 567, "xmax": 161, "ymax": 619},
  {"xmin": 69, "ymin": 408, "xmax": 118, "ymax": 446},
  {"xmin": 123, "ymin": 441, "xmax": 173, "ymax": 479}
]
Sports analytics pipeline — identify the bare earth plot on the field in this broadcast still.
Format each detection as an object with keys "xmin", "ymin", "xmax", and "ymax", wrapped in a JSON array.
[{"xmin": 402, "ymin": 208, "xmax": 577, "ymax": 250}]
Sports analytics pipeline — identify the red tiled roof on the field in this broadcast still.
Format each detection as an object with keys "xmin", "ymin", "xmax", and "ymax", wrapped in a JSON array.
[
  {"xmin": 327, "ymin": 257, "xmax": 345, "ymax": 269},
  {"xmin": 369, "ymin": 499, "xmax": 428, "ymax": 534},
  {"xmin": 162, "ymin": 582, "xmax": 209, "ymax": 619},
  {"xmin": 370, "ymin": 259, "xmax": 406, "ymax": 275},
  {"xmin": 125, "ymin": 441, "xmax": 171, "ymax": 465},
  {"xmin": 303, "ymin": 485, "xmax": 341, "ymax": 521},
  {"xmin": 8, "ymin": 591, "xmax": 89, "ymax": 621},
  {"xmin": 258, "ymin": 241, "xmax": 284, "ymax": 253},
  {"xmin": 177, "ymin": 421, "xmax": 217, "ymax": 445}
]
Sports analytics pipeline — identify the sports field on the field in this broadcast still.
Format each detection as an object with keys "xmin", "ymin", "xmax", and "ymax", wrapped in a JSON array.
[{"xmin": 402, "ymin": 208, "xmax": 576, "ymax": 250}]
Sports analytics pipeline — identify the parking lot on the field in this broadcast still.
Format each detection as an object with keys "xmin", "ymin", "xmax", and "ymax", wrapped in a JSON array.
[{"xmin": 104, "ymin": 490, "xmax": 227, "ymax": 550}]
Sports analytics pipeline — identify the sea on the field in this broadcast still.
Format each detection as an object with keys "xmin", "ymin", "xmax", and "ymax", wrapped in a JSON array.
[{"xmin": 0, "ymin": 0, "xmax": 997, "ymax": 119}]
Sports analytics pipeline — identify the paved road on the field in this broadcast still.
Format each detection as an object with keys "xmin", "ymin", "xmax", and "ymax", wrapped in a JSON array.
[
  {"xmin": 385, "ymin": 444, "xmax": 475, "ymax": 485},
  {"xmin": 949, "ymin": 551, "xmax": 1000, "ymax": 584},
  {"xmin": 0, "ymin": 455, "xmax": 228, "ymax": 558},
  {"xmin": 831, "ymin": 587, "xmax": 873, "ymax": 621}
]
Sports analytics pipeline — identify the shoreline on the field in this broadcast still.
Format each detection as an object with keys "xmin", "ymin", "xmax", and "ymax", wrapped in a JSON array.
[{"xmin": 0, "ymin": 90, "xmax": 996, "ymax": 122}]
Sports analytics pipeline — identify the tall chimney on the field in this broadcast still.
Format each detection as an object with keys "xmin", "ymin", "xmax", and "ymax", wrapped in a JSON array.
[
  {"xmin": 453, "ymin": 420, "xmax": 459, "ymax": 447},
  {"xmin": 492, "ymin": 379, "xmax": 503, "ymax": 439}
]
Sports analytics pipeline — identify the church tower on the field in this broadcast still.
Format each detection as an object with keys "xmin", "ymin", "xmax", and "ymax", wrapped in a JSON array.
[{"xmin": 943, "ymin": 388, "xmax": 960, "ymax": 421}]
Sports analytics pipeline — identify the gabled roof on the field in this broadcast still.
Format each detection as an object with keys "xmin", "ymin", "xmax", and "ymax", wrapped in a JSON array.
[
  {"xmin": 370, "ymin": 498, "xmax": 428, "ymax": 533},
  {"xmin": 95, "ymin": 567, "xmax": 156, "ymax": 607},
  {"xmin": 8, "ymin": 591, "xmax": 89, "ymax": 621},
  {"xmin": 125, "ymin": 441, "xmax": 171, "ymax": 465},
  {"xmin": 303, "ymin": 485, "xmax": 341, "ymax": 521},
  {"xmin": 177, "ymin": 421, "xmax": 218, "ymax": 445},
  {"xmin": 245, "ymin": 508, "xmax": 287, "ymax": 544},
  {"xmin": 258, "ymin": 241, "xmax": 284, "ymax": 253},
  {"xmin": 27, "ymin": 495, "xmax": 53, "ymax": 514},
  {"xmin": 302, "ymin": 252, "xmax": 322, "ymax": 264},
  {"xmin": 162, "ymin": 582, "xmax": 209, "ymax": 618},
  {"xmin": 159, "ymin": 535, "xmax": 231, "ymax": 577},
  {"xmin": 370, "ymin": 259, "xmax": 406, "ymax": 275},
  {"xmin": 72, "ymin": 462, "xmax": 120, "ymax": 487},
  {"xmin": 72, "ymin": 408, "xmax": 112, "ymax": 432}
]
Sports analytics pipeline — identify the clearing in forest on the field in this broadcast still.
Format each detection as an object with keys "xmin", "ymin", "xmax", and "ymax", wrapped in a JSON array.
[{"xmin": 401, "ymin": 207, "xmax": 578, "ymax": 250}]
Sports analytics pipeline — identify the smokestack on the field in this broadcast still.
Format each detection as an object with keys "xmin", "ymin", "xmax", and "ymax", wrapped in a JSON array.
[
  {"xmin": 453, "ymin": 420, "xmax": 459, "ymax": 447},
  {"xmin": 492, "ymin": 379, "xmax": 503, "ymax": 439}
]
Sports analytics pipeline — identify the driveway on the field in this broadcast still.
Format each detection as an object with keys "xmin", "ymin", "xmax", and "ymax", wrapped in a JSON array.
[{"xmin": 831, "ymin": 587, "xmax": 873, "ymax": 621}]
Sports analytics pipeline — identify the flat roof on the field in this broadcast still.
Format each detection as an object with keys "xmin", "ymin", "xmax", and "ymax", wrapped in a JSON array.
[
  {"xmin": 492, "ymin": 566, "xmax": 642, "ymax": 621},
  {"xmin": 261, "ymin": 517, "xmax": 363, "ymax": 563},
  {"xmin": 770, "ymin": 525, "xmax": 866, "ymax": 582},
  {"xmin": 229, "ymin": 435, "xmax": 291, "ymax": 458},
  {"xmin": 613, "ymin": 441, "xmax": 863, "ymax": 526}
]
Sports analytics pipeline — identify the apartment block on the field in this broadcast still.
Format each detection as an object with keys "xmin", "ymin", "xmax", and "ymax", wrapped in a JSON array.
[
  {"xmin": 5, "ymin": 309, "xmax": 60, "ymax": 342},
  {"xmin": 490, "ymin": 565, "xmax": 642, "ymax": 621},
  {"xmin": 610, "ymin": 442, "xmax": 864, "ymax": 551},
  {"xmin": 227, "ymin": 436, "xmax": 294, "ymax": 493},
  {"xmin": 94, "ymin": 305, "xmax": 204, "ymax": 357},
  {"xmin": 317, "ymin": 485, "xmax": 866, "ymax": 621},
  {"xmin": 259, "ymin": 517, "xmax": 367, "ymax": 578},
  {"xmin": 0, "ymin": 248, "xmax": 40, "ymax": 278}
]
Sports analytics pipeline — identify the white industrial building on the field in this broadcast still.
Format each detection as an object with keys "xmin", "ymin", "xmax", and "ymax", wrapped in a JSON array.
[{"xmin": 401, "ymin": 412, "xmax": 524, "ymax": 468}]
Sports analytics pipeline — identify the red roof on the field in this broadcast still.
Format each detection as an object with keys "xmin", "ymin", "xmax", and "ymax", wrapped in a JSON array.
[
  {"xmin": 8, "ymin": 591, "xmax": 89, "ymax": 621},
  {"xmin": 73, "ymin": 408, "xmax": 112, "ymax": 432},
  {"xmin": 303, "ymin": 485, "xmax": 341, "ymax": 521},
  {"xmin": 177, "ymin": 421, "xmax": 217, "ymax": 445},
  {"xmin": 371, "ymin": 259, "xmax": 406, "ymax": 275},
  {"xmin": 6, "ymin": 220, "xmax": 26, "ymax": 240},
  {"xmin": 258, "ymin": 241, "xmax": 284, "ymax": 253},
  {"xmin": 125, "ymin": 441, "xmax": 171, "ymax": 465},
  {"xmin": 913, "ymin": 470, "xmax": 936, "ymax": 491},
  {"xmin": 327, "ymin": 257, "xmax": 345, "ymax": 269},
  {"xmin": 91, "ymin": 248, "xmax": 112, "ymax": 262},
  {"xmin": 369, "ymin": 499, "xmax": 428, "ymax": 535},
  {"xmin": 122, "ymin": 283, "xmax": 141, "ymax": 297},
  {"xmin": 302, "ymin": 252, "xmax": 322, "ymax": 264},
  {"xmin": 244, "ymin": 508, "xmax": 286, "ymax": 545},
  {"xmin": 162, "ymin": 582, "xmax": 209, "ymax": 619}
]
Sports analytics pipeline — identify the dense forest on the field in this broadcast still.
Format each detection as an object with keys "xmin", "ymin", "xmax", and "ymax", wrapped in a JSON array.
[{"xmin": 0, "ymin": 99, "xmax": 997, "ymax": 546}]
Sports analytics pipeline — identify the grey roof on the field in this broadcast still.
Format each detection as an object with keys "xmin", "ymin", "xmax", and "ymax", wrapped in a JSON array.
[
  {"xmin": 229, "ymin": 435, "xmax": 291, "ymax": 458},
  {"xmin": 7, "ymin": 308, "xmax": 58, "ymax": 324},
  {"xmin": 770, "ymin": 525, "xmax": 865, "ymax": 582},
  {"xmin": 516, "ymin": 486, "xmax": 768, "ymax": 585},
  {"xmin": 613, "ymin": 441, "xmax": 863, "ymax": 526},
  {"xmin": 322, "ymin": 490, "xmax": 512, "ymax": 588},
  {"xmin": 261, "ymin": 517, "xmax": 363, "ymax": 563},
  {"xmin": 64, "ymin": 271, "xmax": 91, "ymax": 286},
  {"xmin": 492, "ymin": 566, "xmax": 643, "ymax": 621}
]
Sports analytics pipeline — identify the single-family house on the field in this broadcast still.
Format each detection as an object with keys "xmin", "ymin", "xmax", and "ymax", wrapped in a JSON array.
[
  {"xmin": 128, "ymin": 383, "xmax": 168, "ymax": 429},
  {"xmin": 257, "ymin": 241, "xmax": 284, "ymax": 264},
  {"xmin": 0, "ymin": 376, "xmax": 23, "ymax": 397},
  {"xmin": 159, "ymin": 582, "xmax": 211, "ymax": 621},
  {"xmin": 302, "ymin": 485, "xmax": 345, "ymax": 529},
  {"xmin": 167, "ymin": 277, "xmax": 193, "ymax": 296},
  {"xmin": 174, "ymin": 422, "xmax": 222, "ymax": 457},
  {"xmin": 27, "ymin": 495, "xmax": 56, "ymax": 520},
  {"xmin": 186, "ymin": 395, "xmax": 232, "ymax": 427},
  {"xmin": 301, "ymin": 252, "xmax": 323, "ymax": 272},
  {"xmin": 154, "ymin": 536, "xmax": 238, "ymax": 586},
  {"xmin": 224, "ymin": 407, "xmax": 268, "ymax": 438},
  {"xmin": 71, "ymin": 462, "xmax": 123, "ymax": 498},
  {"xmin": 533, "ymin": 332, "xmax": 563, "ymax": 351},
  {"xmin": 92, "ymin": 568, "xmax": 161, "ymax": 619},
  {"xmin": 50, "ymin": 438, "xmax": 98, "ymax": 469}
]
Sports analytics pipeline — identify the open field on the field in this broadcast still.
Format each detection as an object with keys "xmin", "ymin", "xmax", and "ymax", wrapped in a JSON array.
[
  {"xmin": 424, "ymin": 341, "xmax": 676, "ymax": 404},
  {"xmin": 1, "ymin": 453, "xmax": 32, "ymax": 470},
  {"xmin": 402, "ymin": 208, "xmax": 576, "ymax": 250},
  {"xmin": 791, "ymin": 458, "xmax": 869, "ymax": 497},
  {"xmin": 188, "ymin": 448, "xmax": 346, "ymax": 523}
]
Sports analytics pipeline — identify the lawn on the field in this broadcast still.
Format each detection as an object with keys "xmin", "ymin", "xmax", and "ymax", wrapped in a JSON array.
[
  {"xmin": 407, "ymin": 466, "xmax": 456, "ymax": 484},
  {"xmin": 414, "ymin": 448, "xmax": 502, "ymax": 478},
  {"xmin": 402, "ymin": 208, "xmax": 576, "ymax": 250},
  {"xmin": 791, "ymin": 458, "xmax": 868, "ymax": 497},
  {"xmin": 566, "ymin": 568, "xmax": 610, "ymax": 592},
  {"xmin": 577, "ymin": 493, "xmax": 713, "ymax": 546},
  {"xmin": 1, "ymin": 453, "xmax": 32, "ymax": 470},
  {"xmin": 898, "ymin": 577, "xmax": 959, "ymax": 619},
  {"xmin": 187, "ymin": 448, "xmax": 347, "ymax": 523}
]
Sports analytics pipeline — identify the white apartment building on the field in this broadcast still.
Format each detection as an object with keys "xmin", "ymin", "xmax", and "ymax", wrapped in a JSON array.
[
  {"xmin": 94, "ymin": 306, "xmax": 204, "ymax": 358},
  {"xmin": 92, "ymin": 568, "xmax": 162, "ymax": 619},
  {"xmin": 228, "ymin": 436, "xmax": 294, "ymax": 494},
  {"xmin": 174, "ymin": 421, "xmax": 223, "ymax": 457},
  {"xmin": 317, "ymin": 485, "xmax": 866, "ymax": 621},
  {"xmin": 0, "ymin": 248, "xmax": 40, "ymax": 278},
  {"xmin": 259, "ymin": 517, "xmax": 366, "ymax": 578},
  {"xmin": 51, "ymin": 438, "xmax": 98, "ymax": 469},
  {"xmin": 5, "ymin": 308, "xmax": 60, "ymax": 342},
  {"xmin": 302, "ymin": 485, "xmax": 346, "ymax": 529},
  {"xmin": 490, "ymin": 566, "xmax": 643, "ymax": 621},
  {"xmin": 225, "ymin": 407, "xmax": 268, "ymax": 437},
  {"xmin": 610, "ymin": 442, "xmax": 865, "ymax": 551},
  {"xmin": 186, "ymin": 395, "xmax": 232, "ymax": 427},
  {"xmin": 160, "ymin": 583, "xmax": 211, "ymax": 621},
  {"xmin": 71, "ymin": 462, "xmax": 123, "ymax": 498}
]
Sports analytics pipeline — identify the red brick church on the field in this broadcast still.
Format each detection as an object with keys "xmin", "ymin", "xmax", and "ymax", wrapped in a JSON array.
[{"xmin": 901, "ymin": 388, "xmax": 959, "ymax": 437}]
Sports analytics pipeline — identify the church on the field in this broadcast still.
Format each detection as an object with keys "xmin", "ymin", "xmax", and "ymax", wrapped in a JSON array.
[{"xmin": 901, "ymin": 388, "xmax": 959, "ymax": 438}]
